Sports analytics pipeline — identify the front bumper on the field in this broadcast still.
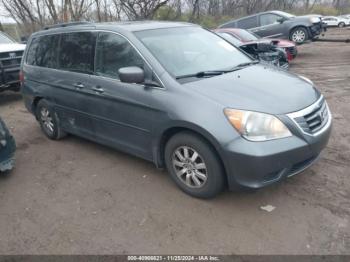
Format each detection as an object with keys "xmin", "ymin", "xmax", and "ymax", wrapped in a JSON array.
[
  {"xmin": 309, "ymin": 23, "xmax": 327, "ymax": 39},
  {"xmin": 222, "ymin": 110, "xmax": 332, "ymax": 190}
]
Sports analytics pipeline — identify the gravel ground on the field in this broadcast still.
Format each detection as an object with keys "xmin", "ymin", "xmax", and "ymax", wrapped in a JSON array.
[{"xmin": 0, "ymin": 28, "xmax": 349, "ymax": 255}]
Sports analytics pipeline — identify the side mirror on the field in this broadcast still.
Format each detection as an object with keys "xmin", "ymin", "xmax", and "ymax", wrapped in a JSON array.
[
  {"xmin": 277, "ymin": 17, "xmax": 286, "ymax": 24},
  {"xmin": 118, "ymin": 66, "xmax": 145, "ymax": 84}
]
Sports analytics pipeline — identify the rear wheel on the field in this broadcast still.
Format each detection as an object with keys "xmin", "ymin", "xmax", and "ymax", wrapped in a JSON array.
[
  {"xmin": 36, "ymin": 100, "xmax": 66, "ymax": 140},
  {"xmin": 338, "ymin": 22, "xmax": 345, "ymax": 28},
  {"xmin": 290, "ymin": 27, "xmax": 308, "ymax": 44},
  {"xmin": 165, "ymin": 132, "xmax": 225, "ymax": 198}
]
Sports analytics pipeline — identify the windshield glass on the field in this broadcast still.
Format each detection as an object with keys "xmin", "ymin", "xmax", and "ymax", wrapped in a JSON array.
[
  {"xmin": 135, "ymin": 27, "xmax": 251, "ymax": 78},
  {"xmin": 0, "ymin": 33, "xmax": 15, "ymax": 44},
  {"xmin": 234, "ymin": 29, "xmax": 260, "ymax": 41},
  {"xmin": 274, "ymin": 11, "xmax": 295, "ymax": 18},
  {"xmin": 217, "ymin": 33, "xmax": 242, "ymax": 46}
]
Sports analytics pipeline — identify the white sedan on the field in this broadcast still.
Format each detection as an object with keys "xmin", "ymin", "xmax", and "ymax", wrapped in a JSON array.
[{"xmin": 322, "ymin": 16, "xmax": 349, "ymax": 27}]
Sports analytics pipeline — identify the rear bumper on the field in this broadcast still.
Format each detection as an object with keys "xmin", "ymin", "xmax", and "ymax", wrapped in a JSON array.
[{"xmin": 222, "ymin": 117, "xmax": 332, "ymax": 190}]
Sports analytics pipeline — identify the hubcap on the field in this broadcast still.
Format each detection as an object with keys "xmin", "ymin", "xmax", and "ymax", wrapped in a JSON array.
[
  {"xmin": 292, "ymin": 30, "xmax": 306, "ymax": 43},
  {"xmin": 40, "ymin": 107, "xmax": 54, "ymax": 134},
  {"xmin": 172, "ymin": 146, "xmax": 208, "ymax": 188}
]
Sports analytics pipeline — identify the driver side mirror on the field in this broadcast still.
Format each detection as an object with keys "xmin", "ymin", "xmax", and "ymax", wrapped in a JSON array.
[
  {"xmin": 118, "ymin": 66, "xmax": 145, "ymax": 84},
  {"xmin": 277, "ymin": 17, "xmax": 286, "ymax": 24}
]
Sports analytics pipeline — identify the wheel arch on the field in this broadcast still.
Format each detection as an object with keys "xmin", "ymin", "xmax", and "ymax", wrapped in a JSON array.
[
  {"xmin": 289, "ymin": 25, "xmax": 310, "ymax": 42},
  {"xmin": 155, "ymin": 123, "xmax": 230, "ymax": 185},
  {"xmin": 32, "ymin": 96, "xmax": 44, "ymax": 118}
]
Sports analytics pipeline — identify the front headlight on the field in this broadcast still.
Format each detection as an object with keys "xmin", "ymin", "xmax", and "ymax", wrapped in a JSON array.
[
  {"xmin": 310, "ymin": 17, "xmax": 321, "ymax": 23},
  {"xmin": 224, "ymin": 109, "xmax": 292, "ymax": 142}
]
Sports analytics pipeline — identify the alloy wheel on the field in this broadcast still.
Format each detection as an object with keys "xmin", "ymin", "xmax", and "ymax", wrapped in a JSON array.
[
  {"xmin": 172, "ymin": 146, "xmax": 208, "ymax": 188},
  {"xmin": 40, "ymin": 107, "xmax": 54, "ymax": 135},
  {"xmin": 292, "ymin": 30, "xmax": 306, "ymax": 43}
]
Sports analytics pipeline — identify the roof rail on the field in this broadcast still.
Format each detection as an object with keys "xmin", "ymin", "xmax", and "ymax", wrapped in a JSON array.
[{"xmin": 44, "ymin": 21, "xmax": 92, "ymax": 30}]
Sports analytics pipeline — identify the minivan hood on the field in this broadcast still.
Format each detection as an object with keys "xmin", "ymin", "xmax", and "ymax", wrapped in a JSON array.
[{"xmin": 184, "ymin": 65, "xmax": 320, "ymax": 115}]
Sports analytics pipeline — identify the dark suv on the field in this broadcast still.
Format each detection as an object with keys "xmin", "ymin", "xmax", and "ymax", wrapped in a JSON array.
[
  {"xmin": 21, "ymin": 21, "xmax": 332, "ymax": 198},
  {"xmin": 219, "ymin": 11, "xmax": 325, "ymax": 44}
]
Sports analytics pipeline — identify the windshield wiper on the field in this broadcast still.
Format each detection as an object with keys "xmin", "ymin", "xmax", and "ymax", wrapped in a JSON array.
[
  {"xmin": 176, "ymin": 70, "xmax": 228, "ymax": 80},
  {"xmin": 175, "ymin": 60, "xmax": 259, "ymax": 80},
  {"xmin": 231, "ymin": 60, "xmax": 260, "ymax": 69}
]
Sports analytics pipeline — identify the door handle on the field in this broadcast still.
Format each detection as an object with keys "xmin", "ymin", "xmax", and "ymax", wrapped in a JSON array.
[
  {"xmin": 92, "ymin": 86, "xmax": 104, "ymax": 94},
  {"xmin": 73, "ymin": 83, "xmax": 85, "ymax": 89}
]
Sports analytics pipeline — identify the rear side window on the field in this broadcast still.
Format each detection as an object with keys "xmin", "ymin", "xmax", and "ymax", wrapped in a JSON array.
[
  {"xmin": 26, "ymin": 34, "xmax": 59, "ymax": 68},
  {"xmin": 58, "ymin": 32, "xmax": 96, "ymax": 74},
  {"xmin": 95, "ymin": 32, "xmax": 144, "ymax": 79},
  {"xmin": 237, "ymin": 16, "xmax": 258, "ymax": 29}
]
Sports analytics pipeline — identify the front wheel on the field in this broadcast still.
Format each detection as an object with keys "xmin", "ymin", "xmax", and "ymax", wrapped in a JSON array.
[
  {"xmin": 290, "ymin": 27, "xmax": 308, "ymax": 44},
  {"xmin": 338, "ymin": 22, "xmax": 345, "ymax": 28},
  {"xmin": 165, "ymin": 132, "xmax": 225, "ymax": 198}
]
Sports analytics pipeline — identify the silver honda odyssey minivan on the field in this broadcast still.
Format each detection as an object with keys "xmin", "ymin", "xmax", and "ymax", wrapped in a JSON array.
[{"xmin": 21, "ymin": 21, "xmax": 332, "ymax": 198}]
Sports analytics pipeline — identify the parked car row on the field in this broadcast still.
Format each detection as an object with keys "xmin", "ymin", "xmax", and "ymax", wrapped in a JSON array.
[
  {"xmin": 214, "ymin": 28, "xmax": 293, "ymax": 69},
  {"xmin": 14, "ymin": 21, "xmax": 332, "ymax": 198},
  {"xmin": 219, "ymin": 10, "xmax": 326, "ymax": 44}
]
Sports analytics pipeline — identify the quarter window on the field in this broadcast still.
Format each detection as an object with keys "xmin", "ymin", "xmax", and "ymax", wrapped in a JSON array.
[
  {"xmin": 26, "ymin": 34, "xmax": 59, "ymax": 68},
  {"xmin": 58, "ymin": 32, "xmax": 96, "ymax": 73},
  {"xmin": 95, "ymin": 32, "xmax": 144, "ymax": 79}
]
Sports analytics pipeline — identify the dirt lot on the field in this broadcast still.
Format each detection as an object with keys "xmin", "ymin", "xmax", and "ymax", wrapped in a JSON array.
[{"xmin": 0, "ymin": 28, "xmax": 349, "ymax": 255}]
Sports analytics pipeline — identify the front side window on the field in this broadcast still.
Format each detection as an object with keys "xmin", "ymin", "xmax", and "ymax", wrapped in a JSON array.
[
  {"xmin": 237, "ymin": 17, "xmax": 258, "ymax": 29},
  {"xmin": 260, "ymin": 14, "xmax": 282, "ymax": 26},
  {"xmin": 59, "ymin": 32, "xmax": 96, "ymax": 73},
  {"xmin": 26, "ymin": 34, "xmax": 59, "ymax": 68},
  {"xmin": 95, "ymin": 32, "xmax": 144, "ymax": 79},
  {"xmin": 135, "ymin": 27, "xmax": 251, "ymax": 79}
]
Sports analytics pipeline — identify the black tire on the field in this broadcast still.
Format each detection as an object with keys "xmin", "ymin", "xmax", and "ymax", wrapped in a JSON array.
[
  {"xmin": 36, "ymin": 99, "xmax": 66, "ymax": 140},
  {"xmin": 164, "ymin": 132, "xmax": 225, "ymax": 198},
  {"xmin": 338, "ymin": 22, "xmax": 345, "ymax": 28},
  {"xmin": 290, "ymin": 27, "xmax": 308, "ymax": 44}
]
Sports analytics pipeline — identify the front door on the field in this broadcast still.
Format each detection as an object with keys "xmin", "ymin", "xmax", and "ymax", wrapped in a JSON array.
[{"xmin": 257, "ymin": 13, "xmax": 286, "ymax": 38}]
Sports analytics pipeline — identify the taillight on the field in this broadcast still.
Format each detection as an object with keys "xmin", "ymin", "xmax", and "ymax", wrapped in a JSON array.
[{"xmin": 19, "ymin": 70, "xmax": 24, "ymax": 85}]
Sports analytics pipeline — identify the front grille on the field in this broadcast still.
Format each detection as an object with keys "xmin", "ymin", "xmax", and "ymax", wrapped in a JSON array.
[
  {"xmin": 0, "ymin": 51, "xmax": 23, "ymax": 68},
  {"xmin": 288, "ymin": 97, "xmax": 330, "ymax": 135}
]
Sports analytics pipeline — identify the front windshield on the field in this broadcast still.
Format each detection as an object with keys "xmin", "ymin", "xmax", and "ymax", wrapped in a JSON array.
[
  {"xmin": 217, "ymin": 33, "xmax": 242, "ymax": 46},
  {"xmin": 135, "ymin": 27, "xmax": 251, "ymax": 78},
  {"xmin": 274, "ymin": 11, "xmax": 295, "ymax": 18},
  {"xmin": 0, "ymin": 33, "xmax": 15, "ymax": 44}
]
